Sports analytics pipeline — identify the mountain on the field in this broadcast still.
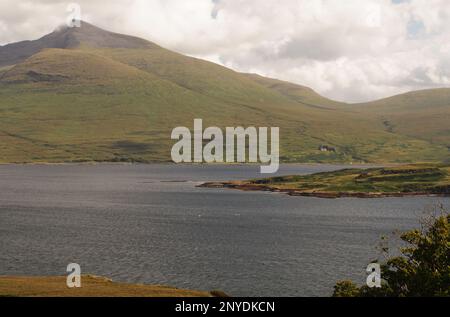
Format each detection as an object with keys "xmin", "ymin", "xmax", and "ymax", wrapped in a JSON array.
[
  {"xmin": 241, "ymin": 73, "xmax": 346, "ymax": 109},
  {"xmin": 0, "ymin": 22, "xmax": 154, "ymax": 67},
  {"xmin": 348, "ymin": 89, "xmax": 450, "ymax": 147},
  {"xmin": 0, "ymin": 22, "xmax": 448, "ymax": 163}
]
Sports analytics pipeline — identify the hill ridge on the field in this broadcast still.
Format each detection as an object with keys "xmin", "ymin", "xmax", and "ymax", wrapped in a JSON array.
[
  {"xmin": 0, "ymin": 21, "xmax": 448, "ymax": 164},
  {"xmin": 0, "ymin": 21, "xmax": 157, "ymax": 67}
]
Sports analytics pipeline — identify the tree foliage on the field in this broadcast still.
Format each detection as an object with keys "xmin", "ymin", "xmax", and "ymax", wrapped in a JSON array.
[{"xmin": 333, "ymin": 205, "xmax": 449, "ymax": 297}]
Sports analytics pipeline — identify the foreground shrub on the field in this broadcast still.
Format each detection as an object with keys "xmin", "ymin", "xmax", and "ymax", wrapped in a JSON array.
[{"xmin": 333, "ymin": 205, "xmax": 449, "ymax": 297}]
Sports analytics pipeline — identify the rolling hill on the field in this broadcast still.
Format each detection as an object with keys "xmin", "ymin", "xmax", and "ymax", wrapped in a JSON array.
[
  {"xmin": 0, "ymin": 21, "xmax": 448, "ymax": 164},
  {"xmin": 349, "ymin": 89, "xmax": 450, "ymax": 147}
]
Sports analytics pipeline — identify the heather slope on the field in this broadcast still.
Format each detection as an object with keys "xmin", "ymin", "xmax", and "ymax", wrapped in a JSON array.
[{"xmin": 0, "ymin": 22, "xmax": 448, "ymax": 164}]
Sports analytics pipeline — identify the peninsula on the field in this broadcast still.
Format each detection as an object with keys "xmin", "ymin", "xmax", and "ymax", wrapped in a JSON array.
[{"xmin": 199, "ymin": 165, "xmax": 450, "ymax": 199}]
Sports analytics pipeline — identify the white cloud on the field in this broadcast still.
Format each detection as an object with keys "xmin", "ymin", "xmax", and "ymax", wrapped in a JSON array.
[{"xmin": 0, "ymin": 0, "xmax": 449, "ymax": 102}]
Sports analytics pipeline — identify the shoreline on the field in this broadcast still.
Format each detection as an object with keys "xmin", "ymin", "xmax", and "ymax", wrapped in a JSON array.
[
  {"xmin": 0, "ymin": 161, "xmax": 396, "ymax": 167},
  {"xmin": 0, "ymin": 275, "xmax": 226, "ymax": 297},
  {"xmin": 198, "ymin": 182, "xmax": 449, "ymax": 199}
]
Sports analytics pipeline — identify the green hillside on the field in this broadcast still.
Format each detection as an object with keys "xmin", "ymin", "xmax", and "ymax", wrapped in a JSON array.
[
  {"xmin": 348, "ymin": 89, "xmax": 450, "ymax": 147},
  {"xmin": 0, "ymin": 22, "xmax": 448, "ymax": 164},
  {"xmin": 241, "ymin": 73, "xmax": 347, "ymax": 109}
]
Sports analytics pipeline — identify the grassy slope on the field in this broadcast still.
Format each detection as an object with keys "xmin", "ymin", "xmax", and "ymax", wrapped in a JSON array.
[
  {"xmin": 242, "ymin": 73, "xmax": 347, "ymax": 109},
  {"xmin": 0, "ymin": 65, "xmax": 13, "ymax": 76},
  {"xmin": 244, "ymin": 75, "xmax": 450, "ymax": 151},
  {"xmin": 212, "ymin": 164, "xmax": 450, "ymax": 196},
  {"xmin": 0, "ymin": 34, "xmax": 448, "ymax": 163},
  {"xmin": 94, "ymin": 46, "xmax": 447, "ymax": 163},
  {"xmin": 347, "ymin": 89, "xmax": 450, "ymax": 148},
  {"xmin": 0, "ymin": 275, "xmax": 213, "ymax": 297}
]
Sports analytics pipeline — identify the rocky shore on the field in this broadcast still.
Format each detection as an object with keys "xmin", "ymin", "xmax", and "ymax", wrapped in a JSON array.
[{"xmin": 198, "ymin": 182, "xmax": 447, "ymax": 199}]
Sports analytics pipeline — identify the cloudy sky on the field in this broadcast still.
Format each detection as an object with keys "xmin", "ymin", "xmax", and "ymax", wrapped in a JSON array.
[{"xmin": 1, "ymin": 0, "xmax": 449, "ymax": 102}]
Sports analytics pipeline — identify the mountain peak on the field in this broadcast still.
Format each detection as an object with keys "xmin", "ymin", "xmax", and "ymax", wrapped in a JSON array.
[
  {"xmin": 0, "ymin": 21, "xmax": 157, "ymax": 67},
  {"xmin": 48, "ymin": 21, "xmax": 155, "ymax": 49}
]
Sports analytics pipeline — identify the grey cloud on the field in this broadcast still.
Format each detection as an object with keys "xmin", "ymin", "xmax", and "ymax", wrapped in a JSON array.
[
  {"xmin": 0, "ymin": 0, "xmax": 449, "ymax": 102},
  {"xmin": 278, "ymin": 34, "xmax": 346, "ymax": 61}
]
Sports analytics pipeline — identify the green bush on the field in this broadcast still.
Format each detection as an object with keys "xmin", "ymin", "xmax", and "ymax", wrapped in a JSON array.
[{"xmin": 333, "ymin": 205, "xmax": 449, "ymax": 297}]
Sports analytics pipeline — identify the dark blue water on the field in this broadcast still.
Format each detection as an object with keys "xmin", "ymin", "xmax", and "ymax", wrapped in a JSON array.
[{"xmin": 0, "ymin": 164, "xmax": 448, "ymax": 296}]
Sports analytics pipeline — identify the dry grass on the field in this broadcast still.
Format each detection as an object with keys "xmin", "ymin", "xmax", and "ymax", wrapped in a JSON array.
[{"xmin": 0, "ymin": 275, "xmax": 214, "ymax": 297}]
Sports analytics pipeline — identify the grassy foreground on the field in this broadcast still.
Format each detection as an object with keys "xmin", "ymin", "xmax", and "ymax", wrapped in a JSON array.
[
  {"xmin": 200, "ymin": 164, "xmax": 450, "ymax": 198},
  {"xmin": 0, "ymin": 275, "xmax": 218, "ymax": 297}
]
